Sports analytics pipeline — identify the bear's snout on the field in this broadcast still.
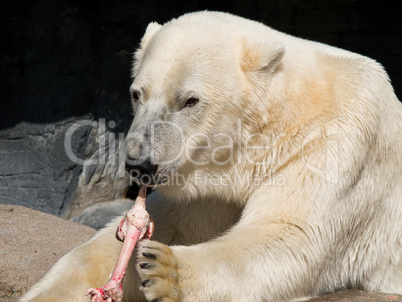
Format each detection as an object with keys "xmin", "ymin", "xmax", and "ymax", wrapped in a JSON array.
[{"xmin": 125, "ymin": 159, "xmax": 159, "ymax": 185}]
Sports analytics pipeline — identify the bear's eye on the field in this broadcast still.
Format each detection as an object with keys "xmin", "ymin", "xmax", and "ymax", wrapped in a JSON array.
[
  {"xmin": 185, "ymin": 97, "xmax": 199, "ymax": 107},
  {"xmin": 131, "ymin": 90, "xmax": 140, "ymax": 102}
]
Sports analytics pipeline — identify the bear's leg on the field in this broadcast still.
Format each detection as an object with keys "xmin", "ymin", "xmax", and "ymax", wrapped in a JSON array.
[
  {"xmin": 86, "ymin": 186, "xmax": 152, "ymax": 302},
  {"xmin": 135, "ymin": 221, "xmax": 321, "ymax": 302},
  {"xmin": 21, "ymin": 192, "xmax": 243, "ymax": 302},
  {"xmin": 21, "ymin": 191, "xmax": 171, "ymax": 302},
  {"xmin": 20, "ymin": 215, "xmax": 128, "ymax": 302}
]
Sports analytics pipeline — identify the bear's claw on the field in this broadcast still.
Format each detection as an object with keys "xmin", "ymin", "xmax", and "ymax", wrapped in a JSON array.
[
  {"xmin": 137, "ymin": 240, "xmax": 180, "ymax": 302},
  {"xmin": 143, "ymin": 252, "xmax": 157, "ymax": 260}
]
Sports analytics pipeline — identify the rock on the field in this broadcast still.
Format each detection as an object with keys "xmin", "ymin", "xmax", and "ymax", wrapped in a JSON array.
[
  {"xmin": 70, "ymin": 198, "xmax": 133, "ymax": 230},
  {"xmin": 308, "ymin": 289, "xmax": 402, "ymax": 301},
  {"xmin": 65, "ymin": 118, "xmax": 131, "ymax": 220},
  {"xmin": 0, "ymin": 116, "xmax": 131, "ymax": 219},
  {"xmin": 0, "ymin": 118, "xmax": 90, "ymax": 216},
  {"xmin": 0, "ymin": 204, "xmax": 96, "ymax": 301}
]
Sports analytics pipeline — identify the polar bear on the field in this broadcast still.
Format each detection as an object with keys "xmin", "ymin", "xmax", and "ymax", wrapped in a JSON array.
[{"xmin": 22, "ymin": 11, "xmax": 402, "ymax": 302}]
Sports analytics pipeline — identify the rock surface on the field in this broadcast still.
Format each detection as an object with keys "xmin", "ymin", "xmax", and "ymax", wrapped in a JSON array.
[
  {"xmin": 64, "ymin": 118, "xmax": 131, "ymax": 219},
  {"xmin": 308, "ymin": 290, "xmax": 402, "ymax": 302},
  {"xmin": 0, "ymin": 115, "xmax": 130, "ymax": 219},
  {"xmin": 0, "ymin": 118, "xmax": 90, "ymax": 216},
  {"xmin": 70, "ymin": 198, "xmax": 133, "ymax": 230},
  {"xmin": 0, "ymin": 204, "xmax": 96, "ymax": 301}
]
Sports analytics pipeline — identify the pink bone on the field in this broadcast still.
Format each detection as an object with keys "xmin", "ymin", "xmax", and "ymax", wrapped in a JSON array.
[{"xmin": 85, "ymin": 186, "xmax": 152, "ymax": 302}]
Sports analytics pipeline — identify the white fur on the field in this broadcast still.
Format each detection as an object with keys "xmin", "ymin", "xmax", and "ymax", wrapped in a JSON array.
[{"xmin": 22, "ymin": 11, "xmax": 402, "ymax": 302}]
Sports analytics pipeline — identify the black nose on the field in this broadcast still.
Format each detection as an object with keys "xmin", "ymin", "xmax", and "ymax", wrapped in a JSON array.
[{"xmin": 125, "ymin": 159, "xmax": 158, "ymax": 178}]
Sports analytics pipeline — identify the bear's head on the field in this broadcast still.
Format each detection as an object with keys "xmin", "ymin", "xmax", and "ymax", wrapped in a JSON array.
[{"xmin": 125, "ymin": 12, "xmax": 285, "ymax": 192}]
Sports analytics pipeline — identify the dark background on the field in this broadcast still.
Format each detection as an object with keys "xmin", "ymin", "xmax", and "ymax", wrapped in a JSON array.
[
  {"xmin": 0, "ymin": 0, "xmax": 401, "ymax": 216},
  {"xmin": 1, "ymin": 0, "xmax": 401, "ymax": 130}
]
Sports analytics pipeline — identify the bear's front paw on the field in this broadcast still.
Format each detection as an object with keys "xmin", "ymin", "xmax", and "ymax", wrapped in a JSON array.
[{"xmin": 137, "ymin": 240, "xmax": 180, "ymax": 302}]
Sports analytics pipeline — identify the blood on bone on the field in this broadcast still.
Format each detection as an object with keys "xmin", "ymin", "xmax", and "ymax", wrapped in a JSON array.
[{"xmin": 85, "ymin": 186, "xmax": 150, "ymax": 302}]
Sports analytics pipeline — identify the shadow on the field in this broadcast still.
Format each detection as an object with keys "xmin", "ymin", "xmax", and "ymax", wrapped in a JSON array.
[{"xmin": 1, "ymin": 0, "xmax": 400, "ymax": 131}]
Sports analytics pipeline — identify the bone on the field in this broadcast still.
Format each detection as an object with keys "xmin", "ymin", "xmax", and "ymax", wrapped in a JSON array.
[{"xmin": 86, "ymin": 186, "xmax": 152, "ymax": 302}]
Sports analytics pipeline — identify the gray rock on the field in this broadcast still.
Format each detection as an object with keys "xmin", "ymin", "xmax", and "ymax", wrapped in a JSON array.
[
  {"xmin": 0, "ymin": 118, "xmax": 90, "ymax": 216},
  {"xmin": 65, "ymin": 118, "xmax": 130, "ymax": 219},
  {"xmin": 70, "ymin": 198, "xmax": 133, "ymax": 230},
  {"xmin": 0, "ymin": 116, "xmax": 131, "ymax": 219},
  {"xmin": 308, "ymin": 289, "xmax": 402, "ymax": 302}
]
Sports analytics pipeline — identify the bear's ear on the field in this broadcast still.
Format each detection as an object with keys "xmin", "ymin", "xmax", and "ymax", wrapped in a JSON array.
[
  {"xmin": 132, "ymin": 22, "xmax": 162, "ymax": 77},
  {"xmin": 139, "ymin": 22, "xmax": 162, "ymax": 50},
  {"xmin": 241, "ymin": 40, "xmax": 285, "ymax": 73}
]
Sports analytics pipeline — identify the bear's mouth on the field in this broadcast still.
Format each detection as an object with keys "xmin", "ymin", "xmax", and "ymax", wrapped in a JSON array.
[
  {"xmin": 130, "ymin": 172, "xmax": 168, "ymax": 187},
  {"xmin": 126, "ymin": 168, "xmax": 170, "ymax": 187},
  {"xmin": 125, "ymin": 159, "xmax": 178, "ymax": 187}
]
